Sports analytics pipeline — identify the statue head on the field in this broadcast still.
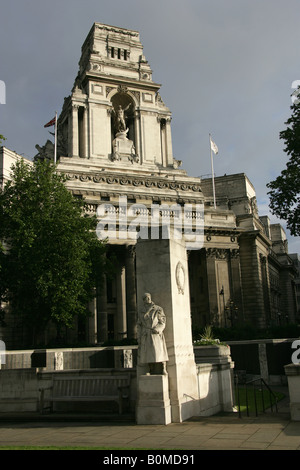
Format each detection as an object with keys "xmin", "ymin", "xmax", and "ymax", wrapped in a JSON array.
[{"xmin": 143, "ymin": 293, "xmax": 152, "ymax": 304}]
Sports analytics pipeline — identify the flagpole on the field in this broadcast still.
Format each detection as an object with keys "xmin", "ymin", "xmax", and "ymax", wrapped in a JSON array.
[
  {"xmin": 54, "ymin": 111, "xmax": 57, "ymax": 164},
  {"xmin": 210, "ymin": 134, "xmax": 216, "ymax": 209}
]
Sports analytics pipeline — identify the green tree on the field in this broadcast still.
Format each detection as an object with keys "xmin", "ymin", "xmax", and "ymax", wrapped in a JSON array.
[
  {"xmin": 267, "ymin": 92, "xmax": 300, "ymax": 236},
  {"xmin": 0, "ymin": 134, "xmax": 6, "ymax": 145},
  {"xmin": 0, "ymin": 159, "xmax": 108, "ymax": 346}
]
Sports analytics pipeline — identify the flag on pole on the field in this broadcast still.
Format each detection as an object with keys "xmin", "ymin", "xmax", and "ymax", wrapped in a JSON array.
[
  {"xmin": 210, "ymin": 136, "xmax": 219, "ymax": 155},
  {"xmin": 44, "ymin": 117, "xmax": 56, "ymax": 128}
]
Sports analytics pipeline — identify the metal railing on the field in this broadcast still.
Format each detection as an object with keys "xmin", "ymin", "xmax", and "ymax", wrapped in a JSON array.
[{"xmin": 234, "ymin": 375, "xmax": 278, "ymax": 418}]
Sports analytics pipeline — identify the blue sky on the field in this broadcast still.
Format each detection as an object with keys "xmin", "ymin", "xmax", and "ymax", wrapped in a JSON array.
[{"xmin": 1, "ymin": 0, "xmax": 300, "ymax": 253}]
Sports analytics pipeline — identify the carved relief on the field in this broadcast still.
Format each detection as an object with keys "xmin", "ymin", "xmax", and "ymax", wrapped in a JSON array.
[
  {"xmin": 176, "ymin": 261, "xmax": 185, "ymax": 295},
  {"xmin": 106, "ymin": 86, "xmax": 116, "ymax": 97},
  {"xmin": 230, "ymin": 249, "xmax": 240, "ymax": 259},
  {"xmin": 206, "ymin": 248, "xmax": 229, "ymax": 260},
  {"xmin": 64, "ymin": 172, "xmax": 203, "ymax": 193}
]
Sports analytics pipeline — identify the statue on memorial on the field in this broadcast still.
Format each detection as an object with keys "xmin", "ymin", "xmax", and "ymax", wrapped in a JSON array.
[{"xmin": 137, "ymin": 293, "xmax": 168, "ymax": 375}]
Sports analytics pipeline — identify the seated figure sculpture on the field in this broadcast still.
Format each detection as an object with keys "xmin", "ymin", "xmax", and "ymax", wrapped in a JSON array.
[{"xmin": 137, "ymin": 293, "xmax": 168, "ymax": 375}]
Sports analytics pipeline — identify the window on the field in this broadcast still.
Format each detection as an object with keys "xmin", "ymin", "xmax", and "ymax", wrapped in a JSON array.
[{"xmin": 110, "ymin": 47, "xmax": 129, "ymax": 61}]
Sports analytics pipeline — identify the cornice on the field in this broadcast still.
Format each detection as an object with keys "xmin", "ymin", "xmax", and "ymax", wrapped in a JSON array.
[{"xmin": 63, "ymin": 170, "xmax": 203, "ymax": 195}]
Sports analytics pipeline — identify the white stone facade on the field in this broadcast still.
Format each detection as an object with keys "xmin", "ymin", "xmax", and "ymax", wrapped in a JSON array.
[
  {"xmin": 0, "ymin": 147, "xmax": 32, "ymax": 189},
  {"xmin": 0, "ymin": 23, "xmax": 298, "ymax": 348}
]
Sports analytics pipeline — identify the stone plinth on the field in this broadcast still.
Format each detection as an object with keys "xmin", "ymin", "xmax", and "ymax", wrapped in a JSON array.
[
  {"xmin": 194, "ymin": 345, "xmax": 231, "ymax": 364},
  {"xmin": 136, "ymin": 374, "xmax": 171, "ymax": 425},
  {"xmin": 194, "ymin": 345, "xmax": 235, "ymax": 416},
  {"xmin": 113, "ymin": 135, "xmax": 134, "ymax": 155},
  {"xmin": 285, "ymin": 363, "xmax": 300, "ymax": 420}
]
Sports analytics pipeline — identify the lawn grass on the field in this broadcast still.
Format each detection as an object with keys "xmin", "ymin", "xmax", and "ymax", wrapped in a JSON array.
[
  {"xmin": 0, "ymin": 446, "xmax": 151, "ymax": 450},
  {"xmin": 235, "ymin": 387, "xmax": 285, "ymax": 415}
]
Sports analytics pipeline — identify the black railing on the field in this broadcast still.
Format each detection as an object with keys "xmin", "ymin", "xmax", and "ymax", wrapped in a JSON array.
[{"xmin": 234, "ymin": 375, "xmax": 278, "ymax": 418}]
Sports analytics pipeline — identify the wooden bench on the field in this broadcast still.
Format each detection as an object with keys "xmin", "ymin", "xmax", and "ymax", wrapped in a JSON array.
[{"xmin": 39, "ymin": 374, "xmax": 130, "ymax": 414}]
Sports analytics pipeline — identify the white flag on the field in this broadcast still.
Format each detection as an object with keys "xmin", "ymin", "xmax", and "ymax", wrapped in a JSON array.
[{"xmin": 210, "ymin": 136, "xmax": 218, "ymax": 155}]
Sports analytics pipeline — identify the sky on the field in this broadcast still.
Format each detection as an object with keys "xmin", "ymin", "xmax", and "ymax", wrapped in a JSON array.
[{"xmin": 1, "ymin": 0, "xmax": 300, "ymax": 253}]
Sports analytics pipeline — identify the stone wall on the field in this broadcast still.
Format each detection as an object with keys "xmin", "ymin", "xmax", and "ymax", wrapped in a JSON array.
[
  {"xmin": 285, "ymin": 363, "xmax": 300, "ymax": 420},
  {"xmin": 0, "ymin": 368, "xmax": 136, "ymax": 413},
  {"xmin": 0, "ymin": 347, "xmax": 235, "ymax": 418},
  {"xmin": 1, "ymin": 346, "xmax": 138, "ymax": 371}
]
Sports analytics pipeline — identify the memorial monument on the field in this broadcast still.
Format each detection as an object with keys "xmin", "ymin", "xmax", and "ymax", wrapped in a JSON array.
[{"xmin": 135, "ymin": 232, "xmax": 200, "ymax": 424}]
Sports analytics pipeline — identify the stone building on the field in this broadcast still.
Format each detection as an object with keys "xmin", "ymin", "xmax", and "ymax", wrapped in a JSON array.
[
  {"xmin": 0, "ymin": 147, "xmax": 32, "ymax": 189},
  {"xmin": 0, "ymin": 23, "xmax": 298, "ymax": 347},
  {"xmin": 201, "ymin": 174, "xmax": 298, "ymax": 329},
  {"xmin": 290, "ymin": 253, "xmax": 300, "ymax": 321}
]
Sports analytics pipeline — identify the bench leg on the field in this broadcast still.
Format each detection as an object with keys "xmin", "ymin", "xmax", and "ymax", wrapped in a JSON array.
[
  {"xmin": 39, "ymin": 389, "xmax": 44, "ymax": 414},
  {"xmin": 118, "ymin": 390, "xmax": 123, "ymax": 414},
  {"xmin": 39, "ymin": 389, "xmax": 53, "ymax": 414}
]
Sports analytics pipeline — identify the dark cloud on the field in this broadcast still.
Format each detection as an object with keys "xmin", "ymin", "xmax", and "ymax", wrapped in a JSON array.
[{"xmin": 1, "ymin": 0, "xmax": 300, "ymax": 251}]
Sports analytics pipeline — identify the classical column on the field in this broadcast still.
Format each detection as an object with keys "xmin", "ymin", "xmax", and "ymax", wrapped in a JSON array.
[
  {"xmin": 78, "ymin": 106, "xmax": 88, "ymax": 158},
  {"xmin": 205, "ymin": 248, "xmax": 220, "ymax": 325},
  {"xmin": 88, "ymin": 293, "xmax": 98, "ymax": 344},
  {"xmin": 260, "ymin": 254, "xmax": 271, "ymax": 327},
  {"xmin": 83, "ymin": 105, "xmax": 89, "ymax": 158},
  {"xmin": 229, "ymin": 249, "xmax": 244, "ymax": 323},
  {"xmin": 68, "ymin": 110, "xmax": 72, "ymax": 157},
  {"xmin": 134, "ymin": 110, "xmax": 141, "ymax": 163},
  {"xmin": 97, "ymin": 275, "xmax": 108, "ymax": 343},
  {"xmin": 116, "ymin": 265, "xmax": 127, "ymax": 340},
  {"xmin": 72, "ymin": 104, "xmax": 79, "ymax": 157},
  {"xmin": 158, "ymin": 117, "xmax": 166, "ymax": 167},
  {"xmin": 125, "ymin": 245, "xmax": 137, "ymax": 339},
  {"xmin": 165, "ymin": 117, "xmax": 174, "ymax": 166}
]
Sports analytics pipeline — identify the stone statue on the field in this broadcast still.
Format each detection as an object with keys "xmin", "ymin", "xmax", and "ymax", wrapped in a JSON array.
[
  {"xmin": 34, "ymin": 140, "xmax": 55, "ymax": 162},
  {"xmin": 113, "ymin": 103, "xmax": 132, "ymax": 134},
  {"xmin": 137, "ymin": 293, "xmax": 168, "ymax": 375}
]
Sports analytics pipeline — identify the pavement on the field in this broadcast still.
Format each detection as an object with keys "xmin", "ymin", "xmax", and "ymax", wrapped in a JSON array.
[{"xmin": 0, "ymin": 386, "xmax": 299, "ymax": 451}]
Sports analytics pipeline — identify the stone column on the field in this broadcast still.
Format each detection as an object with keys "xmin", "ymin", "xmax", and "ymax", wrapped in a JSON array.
[
  {"xmin": 88, "ymin": 294, "xmax": 98, "ymax": 344},
  {"xmin": 97, "ymin": 275, "xmax": 108, "ymax": 343},
  {"xmin": 229, "ymin": 249, "xmax": 244, "ymax": 323},
  {"xmin": 116, "ymin": 266, "xmax": 127, "ymax": 340},
  {"xmin": 83, "ymin": 106, "xmax": 88, "ymax": 158},
  {"xmin": 134, "ymin": 110, "xmax": 141, "ymax": 162},
  {"xmin": 72, "ymin": 104, "xmax": 79, "ymax": 157},
  {"xmin": 165, "ymin": 117, "xmax": 174, "ymax": 166},
  {"xmin": 68, "ymin": 110, "xmax": 72, "ymax": 157},
  {"xmin": 205, "ymin": 248, "xmax": 220, "ymax": 325},
  {"xmin": 260, "ymin": 254, "xmax": 271, "ymax": 326},
  {"xmin": 125, "ymin": 245, "xmax": 137, "ymax": 340}
]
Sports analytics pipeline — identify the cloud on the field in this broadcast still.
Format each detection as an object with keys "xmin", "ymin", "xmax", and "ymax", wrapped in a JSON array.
[{"xmin": 1, "ymin": 0, "xmax": 300, "ymax": 252}]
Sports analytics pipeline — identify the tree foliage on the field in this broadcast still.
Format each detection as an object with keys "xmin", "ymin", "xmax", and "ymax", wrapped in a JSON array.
[
  {"xmin": 267, "ymin": 93, "xmax": 300, "ymax": 236},
  {"xmin": 0, "ymin": 159, "xmax": 108, "ymax": 345}
]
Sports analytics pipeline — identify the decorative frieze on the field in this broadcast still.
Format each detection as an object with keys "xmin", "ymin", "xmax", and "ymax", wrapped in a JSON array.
[
  {"xmin": 205, "ymin": 247, "xmax": 240, "ymax": 260},
  {"xmin": 65, "ymin": 172, "xmax": 203, "ymax": 193},
  {"xmin": 206, "ymin": 248, "xmax": 229, "ymax": 260}
]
